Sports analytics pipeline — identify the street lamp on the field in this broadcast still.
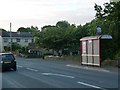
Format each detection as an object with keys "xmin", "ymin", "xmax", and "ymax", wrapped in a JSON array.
[{"xmin": 10, "ymin": 22, "xmax": 12, "ymax": 52}]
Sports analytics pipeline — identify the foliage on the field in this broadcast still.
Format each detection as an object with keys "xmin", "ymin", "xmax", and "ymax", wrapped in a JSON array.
[
  {"xmin": 17, "ymin": 26, "xmax": 39, "ymax": 32},
  {"xmin": 17, "ymin": 26, "xmax": 40, "ymax": 36},
  {"xmin": 0, "ymin": 28, "xmax": 7, "ymax": 32},
  {"xmin": 4, "ymin": 43, "xmax": 21, "ymax": 51},
  {"xmin": 94, "ymin": 1, "xmax": 120, "ymax": 60},
  {"xmin": 35, "ymin": 21, "xmax": 89, "ymax": 53},
  {"xmin": 12, "ymin": 43, "xmax": 21, "ymax": 51}
]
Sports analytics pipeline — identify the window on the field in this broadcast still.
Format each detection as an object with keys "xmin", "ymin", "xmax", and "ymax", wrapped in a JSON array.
[
  {"xmin": 1, "ymin": 54, "xmax": 15, "ymax": 61},
  {"xmin": 25, "ymin": 39, "xmax": 28, "ymax": 42},
  {"xmin": 16, "ymin": 38, "xmax": 20, "ymax": 42},
  {"xmin": 4, "ymin": 38, "xmax": 8, "ymax": 42},
  {"xmin": 12, "ymin": 39, "xmax": 16, "ymax": 42}
]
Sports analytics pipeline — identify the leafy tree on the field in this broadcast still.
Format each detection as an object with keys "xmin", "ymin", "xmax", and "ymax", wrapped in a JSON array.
[
  {"xmin": 56, "ymin": 21, "xmax": 70, "ymax": 29},
  {"xmin": 17, "ymin": 27, "xmax": 27, "ymax": 32},
  {"xmin": 17, "ymin": 26, "xmax": 39, "ymax": 33},
  {"xmin": 35, "ymin": 21, "xmax": 89, "ymax": 54},
  {"xmin": 12, "ymin": 43, "xmax": 21, "ymax": 51},
  {"xmin": 94, "ymin": 1, "xmax": 120, "ymax": 59},
  {"xmin": 4, "ymin": 43, "xmax": 21, "ymax": 51},
  {"xmin": 0, "ymin": 28, "xmax": 7, "ymax": 32}
]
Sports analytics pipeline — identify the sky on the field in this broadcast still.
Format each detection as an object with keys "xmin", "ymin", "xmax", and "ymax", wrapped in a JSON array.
[{"xmin": 0, "ymin": 0, "xmax": 109, "ymax": 31}]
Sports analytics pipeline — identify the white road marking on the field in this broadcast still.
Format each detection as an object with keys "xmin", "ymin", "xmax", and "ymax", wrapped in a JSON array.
[
  {"xmin": 66, "ymin": 65, "xmax": 110, "ymax": 72},
  {"xmin": 41, "ymin": 73, "xmax": 75, "ymax": 78},
  {"xmin": 17, "ymin": 65, "xmax": 23, "ymax": 68},
  {"xmin": 26, "ymin": 68, "xmax": 38, "ymax": 72},
  {"xmin": 77, "ymin": 81, "xmax": 107, "ymax": 90}
]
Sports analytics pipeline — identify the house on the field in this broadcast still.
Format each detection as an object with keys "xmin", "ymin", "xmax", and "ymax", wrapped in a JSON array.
[{"xmin": 0, "ymin": 30, "xmax": 35, "ymax": 52}]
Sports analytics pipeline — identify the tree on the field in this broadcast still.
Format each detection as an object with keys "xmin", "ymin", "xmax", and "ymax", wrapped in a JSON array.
[
  {"xmin": 12, "ymin": 43, "xmax": 21, "ymax": 51},
  {"xmin": 17, "ymin": 26, "xmax": 39, "ymax": 33},
  {"xmin": 94, "ymin": 1, "xmax": 120, "ymax": 59},
  {"xmin": 0, "ymin": 28, "xmax": 7, "ymax": 32},
  {"xmin": 17, "ymin": 27, "xmax": 27, "ymax": 32},
  {"xmin": 4, "ymin": 43, "xmax": 21, "ymax": 51},
  {"xmin": 56, "ymin": 21, "xmax": 70, "ymax": 29},
  {"xmin": 35, "ymin": 20, "xmax": 90, "ymax": 54},
  {"xmin": 36, "ymin": 21, "xmax": 77, "ymax": 53}
]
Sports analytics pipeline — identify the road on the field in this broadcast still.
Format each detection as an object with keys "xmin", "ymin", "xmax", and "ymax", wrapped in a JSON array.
[{"xmin": 1, "ymin": 57, "xmax": 119, "ymax": 90}]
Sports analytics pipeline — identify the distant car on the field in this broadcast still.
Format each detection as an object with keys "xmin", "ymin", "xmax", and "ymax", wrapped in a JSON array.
[{"xmin": 0, "ymin": 53, "xmax": 17, "ymax": 71}]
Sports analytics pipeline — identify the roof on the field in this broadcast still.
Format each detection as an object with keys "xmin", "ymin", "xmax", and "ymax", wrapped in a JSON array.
[
  {"xmin": 9, "ymin": 32, "xmax": 33, "ymax": 37},
  {"xmin": 0, "ymin": 52, "xmax": 13, "ymax": 55},
  {"xmin": 0, "ymin": 31, "xmax": 33, "ymax": 37},
  {"xmin": 80, "ymin": 35, "xmax": 112, "ymax": 41},
  {"xmin": 0, "ymin": 31, "xmax": 9, "ymax": 37}
]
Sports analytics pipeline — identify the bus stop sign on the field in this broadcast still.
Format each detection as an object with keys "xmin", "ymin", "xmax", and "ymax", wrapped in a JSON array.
[{"xmin": 96, "ymin": 26, "xmax": 102, "ymax": 35}]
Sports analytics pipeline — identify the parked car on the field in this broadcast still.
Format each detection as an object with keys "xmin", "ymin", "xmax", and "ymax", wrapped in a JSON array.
[{"xmin": 0, "ymin": 53, "xmax": 17, "ymax": 71}]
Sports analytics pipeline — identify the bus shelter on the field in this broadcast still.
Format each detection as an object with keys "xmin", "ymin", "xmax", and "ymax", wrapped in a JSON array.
[{"xmin": 80, "ymin": 35, "xmax": 112, "ymax": 67}]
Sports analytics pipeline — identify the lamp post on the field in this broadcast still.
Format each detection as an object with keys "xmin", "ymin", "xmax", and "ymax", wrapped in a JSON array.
[{"xmin": 10, "ymin": 22, "xmax": 12, "ymax": 52}]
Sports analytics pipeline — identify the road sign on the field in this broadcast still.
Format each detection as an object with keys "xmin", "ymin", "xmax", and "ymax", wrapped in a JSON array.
[{"xmin": 96, "ymin": 26, "xmax": 102, "ymax": 35}]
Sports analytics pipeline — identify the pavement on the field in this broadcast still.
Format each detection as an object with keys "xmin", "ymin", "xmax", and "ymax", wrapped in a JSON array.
[{"xmin": 45, "ymin": 57, "xmax": 119, "ymax": 73}]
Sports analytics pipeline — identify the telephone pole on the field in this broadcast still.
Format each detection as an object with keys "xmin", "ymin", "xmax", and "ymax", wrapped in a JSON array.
[{"xmin": 10, "ymin": 22, "xmax": 12, "ymax": 52}]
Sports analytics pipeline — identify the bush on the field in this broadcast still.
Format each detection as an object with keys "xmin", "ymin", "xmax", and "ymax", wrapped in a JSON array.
[{"xmin": 115, "ymin": 50, "xmax": 120, "ymax": 60}]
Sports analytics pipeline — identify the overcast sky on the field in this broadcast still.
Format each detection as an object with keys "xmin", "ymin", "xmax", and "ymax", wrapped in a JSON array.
[{"xmin": 0, "ymin": 0, "xmax": 109, "ymax": 31}]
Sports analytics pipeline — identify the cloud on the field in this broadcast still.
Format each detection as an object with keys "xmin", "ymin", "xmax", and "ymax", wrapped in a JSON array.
[{"xmin": 0, "ymin": 0, "xmax": 109, "ymax": 31}]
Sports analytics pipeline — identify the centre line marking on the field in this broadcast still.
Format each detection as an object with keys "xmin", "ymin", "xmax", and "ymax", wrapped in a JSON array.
[
  {"xmin": 41, "ymin": 73, "xmax": 75, "ymax": 79},
  {"xmin": 26, "ymin": 68, "xmax": 38, "ymax": 72},
  {"xmin": 77, "ymin": 81, "xmax": 107, "ymax": 90}
]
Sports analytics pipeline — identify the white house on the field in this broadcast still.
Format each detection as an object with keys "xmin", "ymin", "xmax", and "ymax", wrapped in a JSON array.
[{"xmin": 0, "ymin": 31, "xmax": 35, "ymax": 52}]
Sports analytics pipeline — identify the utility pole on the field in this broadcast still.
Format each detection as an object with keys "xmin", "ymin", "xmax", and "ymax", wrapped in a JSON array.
[{"xmin": 10, "ymin": 22, "xmax": 12, "ymax": 52}]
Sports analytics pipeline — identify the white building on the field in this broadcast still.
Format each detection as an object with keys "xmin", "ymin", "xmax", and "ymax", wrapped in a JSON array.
[{"xmin": 0, "ymin": 31, "xmax": 35, "ymax": 52}]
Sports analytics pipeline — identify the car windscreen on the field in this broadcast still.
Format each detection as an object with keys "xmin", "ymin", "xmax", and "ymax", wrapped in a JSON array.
[{"xmin": 1, "ymin": 54, "xmax": 15, "ymax": 61}]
